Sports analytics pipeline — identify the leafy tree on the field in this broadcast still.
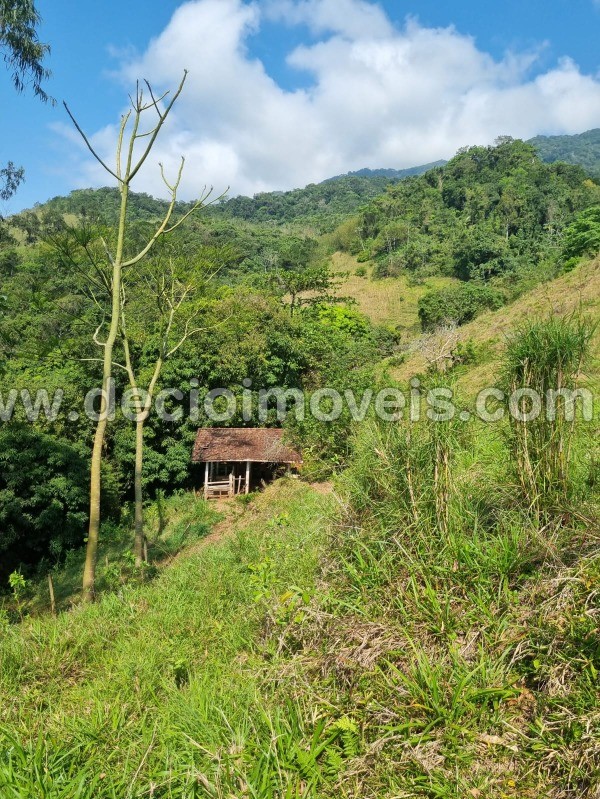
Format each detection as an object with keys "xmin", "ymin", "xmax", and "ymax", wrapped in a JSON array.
[
  {"xmin": 418, "ymin": 283, "xmax": 505, "ymax": 331},
  {"xmin": 0, "ymin": 427, "xmax": 89, "ymax": 583},
  {"xmin": 1, "ymin": 0, "xmax": 51, "ymax": 201},
  {"xmin": 562, "ymin": 206, "xmax": 600, "ymax": 259},
  {"xmin": 452, "ymin": 225, "xmax": 514, "ymax": 281},
  {"xmin": 270, "ymin": 264, "xmax": 339, "ymax": 316},
  {"xmin": 0, "ymin": 161, "xmax": 24, "ymax": 202},
  {"xmin": 0, "ymin": 0, "xmax": 50, "ymax": 100}
]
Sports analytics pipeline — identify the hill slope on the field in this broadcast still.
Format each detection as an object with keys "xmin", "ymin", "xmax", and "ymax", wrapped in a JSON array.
[
  {"xmin": 387, "ymin": 256, "xmax": 600, "ymax": 390},
  {"xmin": 1, "ymin": 255, "xmax": 599, "ymax": 797},
  {"xmin": 530, "ymin": 128, "xmax": 600, "ymax": 180}
]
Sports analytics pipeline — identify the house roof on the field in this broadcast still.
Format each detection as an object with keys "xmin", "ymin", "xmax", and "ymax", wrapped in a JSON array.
[{"xmin": 192, "ymin": 428, "xmax": 302, "ymax": 464}]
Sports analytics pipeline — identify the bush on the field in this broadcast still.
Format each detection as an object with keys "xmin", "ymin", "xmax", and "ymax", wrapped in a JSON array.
[
  {"xmin": 418, "ymin": 283, "xmax": 505, "ymax": 331},
  {"xmin": 561, "ymin": 205, "xmax": 600, "ymax": 259},
  {"xmin": 0, "ymin": 426, "xmax": 119, "ymax": 584}
]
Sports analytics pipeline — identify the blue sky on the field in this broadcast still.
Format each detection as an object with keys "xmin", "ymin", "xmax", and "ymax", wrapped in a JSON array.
[{"xmin": 2, "ymin": 0, "xmax": 600, "ymax": 213}]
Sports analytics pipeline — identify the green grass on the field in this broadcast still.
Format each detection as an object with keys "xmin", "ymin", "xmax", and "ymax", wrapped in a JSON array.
[
  {"xmin": 1, "ymin": 296, "xmax": 600, "ymax": 796},
  {"xmin": 14, "ymin": 491, "xmax": 222, "ymax": 616},
  {"xmin": 0, "ymin": 481, "xmax": 335, "ymax": 798}
]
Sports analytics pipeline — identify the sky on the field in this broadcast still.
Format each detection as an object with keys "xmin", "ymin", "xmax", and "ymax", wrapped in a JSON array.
[{"xmin": 1, "ymin": 0, "xmax": 600, "ymax": 213}]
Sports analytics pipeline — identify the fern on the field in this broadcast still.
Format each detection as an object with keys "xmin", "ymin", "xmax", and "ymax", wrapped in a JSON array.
[{"xmin": 331, "ymin": 716, "xmax": 360, "ymax": 759}]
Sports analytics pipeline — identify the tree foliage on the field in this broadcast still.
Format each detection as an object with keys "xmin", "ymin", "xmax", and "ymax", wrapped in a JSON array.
[
  {"xmin": 0, "ymin": 0, "xmax": 51, "ymax": 202},
  {"xmin": 418, "ymin": 283, "xmax": 505, "ymax": 331},
  {"xmin": 349, "ymin": 138, "xmax": 600, "ymax": 287},
  {"xmin": 562, "ymin": 205, "xmax": 600, "ymax": 259},
  {"xmin": 0, "ymin": 0, "xmax": 51, "ymax": 101}
]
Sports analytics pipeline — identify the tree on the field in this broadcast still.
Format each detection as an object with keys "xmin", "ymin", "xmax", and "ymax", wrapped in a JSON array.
[
  {"xmin": 0, "ymin": 161, "xmax": 24, "ymax": 202},
  {"xmin": 0, "ymin": 426, "xmax": 90, "ymax": 583},
  {"xmin": 562, "ymin": 206, "xmax": 600, "ymax": 260},
  {"xmin": 0, "ymin": 0, "xmax": 50, "ymax": 99},
  {"xmin": 1, "ymin": 0, "xmax": 51, "ymax": 200},
  {"xmin": 65, "ymin": 73, "xmax": 210, "ymax": 600},
  {"xmin": 418, "ymin": 283, "xmax": 505, "ymax": 331},
  {"xmin": 118, "ymin": 260, "xmax": 207, "ymax": 566}
]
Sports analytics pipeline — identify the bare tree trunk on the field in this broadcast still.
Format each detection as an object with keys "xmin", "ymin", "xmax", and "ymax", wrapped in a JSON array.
[
  {"xmin": 48, "ymin": 573, "xmax": 56, "ymax": 617},
  {"xmin": 82, "ymin": 183, "xmax": 127, "ymax": 601},
  {"xmin": 133, "ymin": 417, "xmax": 145, "ymax": 567},
  {"xmin": 82, "ymin": 418, "xmax": 105, "ymax": 599}
]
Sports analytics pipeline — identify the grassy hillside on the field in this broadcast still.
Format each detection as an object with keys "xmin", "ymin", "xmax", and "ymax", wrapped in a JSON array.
[
  {"xmin": 0, "ymin": 481, "xmax": 335, "ymax": 797},
  {"xmin": 331, "ymin": 252, "xmax": 458, "ymax": 330},
  {"xmin": 2, "ymin": 424, "xmax": 599, "ymax": 796},
  {"xmin": 387, "ymin": 256, "xmax": 600, "ymax": 391}
]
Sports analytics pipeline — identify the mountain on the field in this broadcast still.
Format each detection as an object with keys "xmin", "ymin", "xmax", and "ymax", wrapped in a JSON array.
[
  {"xmin": 322, "ymin": 160, "xmax": 447, "ymax": 182},
  {"xmin": 13, "ymin": 132, "xmax": 599, "ymax": 236},
  {"xmin": 326, "ymin": 130, "xmax": 600, "ymax": 185},
  {"xmin": 529, "ymin": 128, "xmax": 600, "ymax": 180}
]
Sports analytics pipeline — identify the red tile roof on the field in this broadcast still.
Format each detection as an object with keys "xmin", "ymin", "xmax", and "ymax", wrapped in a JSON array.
[{"xmin": 192, "ymin": 428, "xmax": 302, "ymax": 464}]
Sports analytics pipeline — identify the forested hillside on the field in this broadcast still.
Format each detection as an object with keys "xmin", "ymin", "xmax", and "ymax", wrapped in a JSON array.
[
  {"xmin": 336, "ymin": 138, "xmax": 600, "ymax": 329},
  {"xmin": 530, "ymin": 128, "xmax": 600, "ymax": 180},
  {"xmin": 2, "ymin": 137, "xmax": 599, "ymax": 580},
  {"xmin": 21, "ymin": 173, "xmax": 400, "ymax": 233}
]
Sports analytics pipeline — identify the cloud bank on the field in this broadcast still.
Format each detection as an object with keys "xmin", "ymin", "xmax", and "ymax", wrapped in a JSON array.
[{"xmin": 75, "ymin": 0, "xmax": 600, "ymax": 199}]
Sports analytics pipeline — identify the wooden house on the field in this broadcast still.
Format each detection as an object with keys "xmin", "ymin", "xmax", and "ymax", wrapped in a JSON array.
[{"xmin": 192, "ymin": 428, "xmax": 302, "ymax": 499}]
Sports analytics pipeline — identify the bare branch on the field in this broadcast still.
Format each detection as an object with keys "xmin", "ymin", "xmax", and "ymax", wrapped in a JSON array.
[
  {"xmin": 63, "ymin": 102, "xmax": 121, "ymax": 182},
  {"xmin": 128, "ymin": 70, "xmax": 189, "ymax": 183},
  {"xmin": 80, "ymin": 358, "xmax": 129, "ymax": 373},
  {"xmin": 93, "ymin": 319, "xmax": 107, "ymax": 348},
  {"xmin": 121, "ymin": 192, "xmax": 179, "ymax": 267},
  {"xmin": 143, "ymin": 81, "xmax": 169, "ymax": 119},
  {"xmin": 116, "ymin": 111, "xmax": 130, "ymax": 183},
  {"xmin": 99, "ymin": 237, "xmax": 115, "ymax": 268},
  {"xmin": 165, "ymin": 186, "xmax": 228, "ymax": 234}
]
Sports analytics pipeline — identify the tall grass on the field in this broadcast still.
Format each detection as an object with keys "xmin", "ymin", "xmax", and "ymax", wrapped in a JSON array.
[
  {"xmin": 340, "ymin": 387, "xmax": 464, "ymax": 535},
  {"xmin": 502, "ymin": 314, "xmax": 595, "ymax": 512},
  {"xmin": 319, "ymin": 361, "xmax": 599, "ymax": 796}
]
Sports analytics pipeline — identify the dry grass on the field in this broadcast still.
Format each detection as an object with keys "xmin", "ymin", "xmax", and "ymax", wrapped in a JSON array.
[
  {"xmin": 331, "ymin": 252, "xmax": 458, "ymax": 330},
  {"xmin": 386, "ymin": 257, "xmax": 600, "ymax": 392}
]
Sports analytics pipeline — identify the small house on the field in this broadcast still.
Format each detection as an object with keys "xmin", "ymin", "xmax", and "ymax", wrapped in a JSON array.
[{"xmin": 192, "ymin": 428, "xmax": 302, "ymax": 499}]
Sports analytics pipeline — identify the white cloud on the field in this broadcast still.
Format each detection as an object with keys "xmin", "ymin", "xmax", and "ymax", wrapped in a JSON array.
[
  {"xmin": 265, "ymin": 0, "xmax": 393, "ymax": 39},
  {"xmin": 72, "ymin": 0, "xmax": 600, "ymax": 200}
]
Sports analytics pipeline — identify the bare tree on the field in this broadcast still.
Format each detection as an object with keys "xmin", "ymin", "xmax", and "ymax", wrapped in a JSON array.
[
  {"xmin": 118, "ymin": 261, "xmax": 209, "ymax": 566},
  {"xmin": 416, "ymin": 323, "xmax": 460, "ymax": 373},
  {"xmin": 66, "ymin": 72, "xmax": 211, "ymax": 600}
]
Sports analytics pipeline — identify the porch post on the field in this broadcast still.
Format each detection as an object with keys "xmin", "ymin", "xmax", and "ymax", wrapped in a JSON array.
[
  {"xmin": 204, "ymin": 461, "xmax": 209, "ymax": 499},
  {"xmin": 245, "ymin": 460, "xmax": 251, "ymax": 494}
]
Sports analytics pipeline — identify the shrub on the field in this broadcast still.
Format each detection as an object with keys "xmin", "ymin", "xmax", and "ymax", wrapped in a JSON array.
[{"xmin": 418, "ymin": 283, "xmax": 505, "ymax": 331}]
